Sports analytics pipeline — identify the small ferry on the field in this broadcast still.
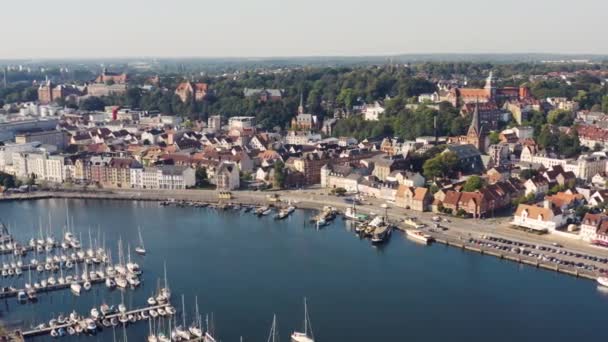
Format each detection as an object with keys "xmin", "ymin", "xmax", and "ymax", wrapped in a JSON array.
[
  {"xmin": 405, "ymin": 230, "xmax": 433, "ymax": 245},
  {"xmin": 597, "ymin": 276, "xmax": 608, "ymax": 287},
  {"xmin": 344, "ymin": 207, "xmax": 368, "ymax": 222}
]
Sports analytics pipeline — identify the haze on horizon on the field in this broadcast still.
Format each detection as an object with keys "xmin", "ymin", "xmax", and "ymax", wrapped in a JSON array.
[{"xmin": 1, "ymin": 0, "xmax": 606, "ymax": 59}]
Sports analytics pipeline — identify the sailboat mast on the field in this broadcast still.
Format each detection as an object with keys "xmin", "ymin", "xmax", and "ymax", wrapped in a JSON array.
[{"xmin": 304, "ymin": 297, "xmax": 308, "ymax": 334}]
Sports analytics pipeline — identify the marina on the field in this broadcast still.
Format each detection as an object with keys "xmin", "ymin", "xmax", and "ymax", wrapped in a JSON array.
[{"xmin": 1, "ymin": 198, "xmax": 608, "ymax": 341}]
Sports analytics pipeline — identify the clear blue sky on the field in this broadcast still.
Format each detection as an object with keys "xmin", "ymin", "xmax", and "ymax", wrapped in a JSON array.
[{"xmin": 1, "ymin": 0, "xmax": 606, "ymax": 58}]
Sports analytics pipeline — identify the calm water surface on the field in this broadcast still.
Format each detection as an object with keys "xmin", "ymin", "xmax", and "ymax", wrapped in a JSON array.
[{"xmin": 0, "ymin": 199, "xmax": 606, "ymax": 342}]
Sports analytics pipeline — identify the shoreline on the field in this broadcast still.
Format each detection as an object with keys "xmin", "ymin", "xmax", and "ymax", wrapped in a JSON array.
[{"xmin": 1, "ymin": 189, "xmax": 606, "ymax": 283}]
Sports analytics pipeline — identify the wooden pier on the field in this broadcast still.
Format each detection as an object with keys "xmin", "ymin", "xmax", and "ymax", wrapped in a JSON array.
[
  {"xmin": 0, "ymin": 274, "xmax": 136, "ymax": 300},
  {"xmin": 19, "ymin": 303, "xmax": 171, "ymax": 338}
]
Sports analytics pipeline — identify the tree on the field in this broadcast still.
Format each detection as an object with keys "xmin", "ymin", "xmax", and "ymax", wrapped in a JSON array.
[
  {"xmin": 547, "ymin": 109, "xmax": 574, "ymax": 126},
  {"xmin": 423, "ymin": 151, "xmax": 458, "ymax": 180},
  {"xmin": 195, "ymin": 167, "xmax": 208, "ymax": 188},
  {"xmin": 80, "ymin": 96, "xmax": 105, "ymax": 111},
  {"xmin": 463, "ymin": 176, "xmax": 484, "ymax": 192},
  {"xmin": 537, "ymin": 125, "xmax": 558, "ymax": 150},
  {"xmin": 273, "ymin": 161, "xmax": 286, "ymax": 189},
  {"xmin": 519, "ymin": 169, "xmax": 538, "ymax": 180},
  {"xmin": 488, "ymin": 131, "xmax": 500, "ymax": 145},
  {"xmin": 602, "ymin": 95, "xmax": 608, "ymax": 113},
  {"xmin": 0, "ymin": 172, "xmax": 16, "ymax": 189}
]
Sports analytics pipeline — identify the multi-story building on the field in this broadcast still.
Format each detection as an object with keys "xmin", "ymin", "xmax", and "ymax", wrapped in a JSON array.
[
  {"xmin": 175, "ymin": 82, "xmax": 208, "ymax": 102},
  {"xmin": 38, "ymin": 81, "xmax": 82, "ymax": 104},
  {"xmin": 89, "ymin": 156, "xmax": 112, "ymax": 185},
  {"xmin": 95, "ymin": 69, "xmax": 128, "ymax": 84},
  {"xmin": 108, "ymin": 158, "xmax": 139, "ymax": 188},
  {"xmin": 520, "ymin": 147, "xmax": 606, "ymax": 181},
  {"xmin": 15, "ymin": 130, "xmax": 68, "ymax": 150},
  {"xmin": 130, "ymin": 165, "xmax": 195, "ymax": 190},
  {"xmin": 0, "ymin": 118, "xmax": 59, "ymax": 141},
  {"xmin": 207, "ymin": 115, "xmax": 222, "ymax": 132},
  {"xmin": 228, "ymin": 116, "xmax": 255, "ymax": 131},
  {"xmin": 215, "ymin": 162, "xmax": 240, "ymax": 191},
  {"xmin": 12, "ymin": 151, "xmax": 65, "ymax": 183},
  {"xmin": 580, "ymin": 213, "xmax": 608, "ymax": 246}
]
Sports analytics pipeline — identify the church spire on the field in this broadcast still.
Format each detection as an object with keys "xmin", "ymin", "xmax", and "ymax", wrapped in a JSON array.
[
  {"xmin": 298, "ymin": 92, "xmax": 304, "ymax": 115},
  {"xmin": 468, "ymin": 100, "xmax": 481, "ymax": 137}
]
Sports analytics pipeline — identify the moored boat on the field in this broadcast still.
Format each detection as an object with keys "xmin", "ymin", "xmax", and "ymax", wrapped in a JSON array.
[{"xmin": 405, "ymin": 229, "xmax": 433, "ymax": 245}]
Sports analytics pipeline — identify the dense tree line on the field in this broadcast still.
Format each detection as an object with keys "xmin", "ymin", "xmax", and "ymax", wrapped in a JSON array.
[{"xmin": 332, "ymin": 102, "xmax": 468, "ymax": 140}]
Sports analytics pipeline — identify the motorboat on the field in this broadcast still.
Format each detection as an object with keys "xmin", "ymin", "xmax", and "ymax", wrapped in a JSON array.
[
  {"xmin": 405, "ymin": 229, "xmax": 433, "ymax": 245},
  {"xmin": 70, "ymin": 282, "xmax": 82, "ymax": 296},
  {"xmin": 598, "ymin": 276, "xmax": 608, "ymax": 287},
  {"xmin": 106, "ymin": 277, "xmax": 116, "ymax": 289},
  {"xmin": 85, "ymin": 318, "xmax": 97, "ymax": 332},
  {"xmin": 91, "ymin": 308, "xmax": 100, "ymax": 319}
]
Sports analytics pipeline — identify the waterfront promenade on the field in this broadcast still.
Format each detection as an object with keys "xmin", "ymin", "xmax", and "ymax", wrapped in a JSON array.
[{"xmin": 3, "ymin": 187, "xmax": 608, "ymax": 273}]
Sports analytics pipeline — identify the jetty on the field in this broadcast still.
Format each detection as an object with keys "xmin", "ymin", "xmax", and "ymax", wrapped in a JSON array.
[{"xmin": 19, "ymin": 303, "xmax": 172, "ymax": 338}]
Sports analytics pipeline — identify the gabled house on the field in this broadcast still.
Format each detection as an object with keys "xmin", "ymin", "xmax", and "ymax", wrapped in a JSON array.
[
  {"xmin": 511, "ymin": 201, "xmax": 566, "ymax": 232},
  {"xmin": 524, "ymin": 177, "xmax": 550, "ymax": 197},
  {"xmin": 580, "ymin": 213, "xmax": 608, "ymax": 246},
  {"xmin": 395, "ymin": 185, "xmax": 431, "ymax": 212}
]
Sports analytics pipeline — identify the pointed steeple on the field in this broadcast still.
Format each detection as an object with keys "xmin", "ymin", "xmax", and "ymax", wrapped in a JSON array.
[
  {"xmin": 468, "ymin": 100, "xmax": 481, "ymax": 137},
  {"xmin": 298, "ymin": 92, "xmax": 304, "ymax": 115}
]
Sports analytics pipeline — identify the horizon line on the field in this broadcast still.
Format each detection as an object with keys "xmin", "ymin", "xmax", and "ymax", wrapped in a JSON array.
[{"xmin": 1, "ymin": 52, "xmax": 608, "ymax": 62}]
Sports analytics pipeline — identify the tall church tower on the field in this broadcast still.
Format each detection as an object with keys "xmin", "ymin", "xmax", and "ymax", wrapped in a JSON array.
[
  {"xmin": 484, "ymin": 71, "xmax": 496, "ymax": 99},
  {"xmin": 298, "ymin": 92, "xmax": 305, "ymax": 115},
  {"xmin": 466, "ymin": 102, "xmax": 486, "ymax": 153}
]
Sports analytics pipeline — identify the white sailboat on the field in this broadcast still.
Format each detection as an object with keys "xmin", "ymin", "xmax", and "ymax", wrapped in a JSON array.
[
  {"xmin": 135, "ymin": 226, "xmax": 146, "ymax": 255},
  {"xmin": 267, "ymin": 314, "xmax": 279, "ymax": 342},
  {"xmin": 291, "ymin": 298, "xmax": 315, "ymax": 342}
]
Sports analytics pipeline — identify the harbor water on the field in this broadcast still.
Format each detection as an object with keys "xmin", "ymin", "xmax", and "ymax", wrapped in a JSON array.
[{"xmin": 0, "ymin": 198, "xmax": 607, "ymax": 341}]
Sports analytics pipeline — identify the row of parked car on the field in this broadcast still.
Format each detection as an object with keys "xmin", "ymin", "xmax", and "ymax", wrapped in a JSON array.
[{"xmin": 468, "ymin": 236, "xmax": 607, "ymax": 274}]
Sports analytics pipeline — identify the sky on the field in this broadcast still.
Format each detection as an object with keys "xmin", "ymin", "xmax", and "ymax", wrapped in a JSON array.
[{"xmin": 1, "ymin": 0, "xmax": 606, "ymax": 58}]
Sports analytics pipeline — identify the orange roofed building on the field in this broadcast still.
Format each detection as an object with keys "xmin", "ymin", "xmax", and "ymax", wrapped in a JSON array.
[
  {"xmin": 175, "ymin": 82, "xmax": 209, "ymax": 102},
  {"xmin": 95, "ymin": 68, "xmax": 128, "ymax": 84}
]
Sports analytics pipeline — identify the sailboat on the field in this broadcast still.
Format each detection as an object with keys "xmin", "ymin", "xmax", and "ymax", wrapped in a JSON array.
[
  {"xmin": 189, "ymin": 296, "xmax": 203, "ymax": 338},
  {"xmin": 291, "ymin": 298, "xmax": 315, "ymax": 342},
  {"xmin": 135, "ymin": 226, "xmax": 146, "ymax": 255},
  {"xmin": 267, "ymin": 314, "xmax": 280, "ymax": 342},
  {"xmin": 204, "ymin": 314, "xmax": 217, "ymax": 342}
]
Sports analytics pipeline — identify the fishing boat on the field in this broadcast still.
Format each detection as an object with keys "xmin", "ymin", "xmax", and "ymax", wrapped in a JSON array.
[
  {"xmin": 344, "ymin": 206, "xmax": 369, "ymax": 222},
  {"xmin": 371, "ymin": 225, "xmax": 392, "ymax": 244},
  {"xmin": 405, "ymin": 229, "xmax": 433, "ymax": 245},
  {"xmin": 291, "ymin": 298, "xmax": 315, "ymax": 342},
  {"xmin": 136, "ymin": 226, "xmax": 147, "ymax": 255}
]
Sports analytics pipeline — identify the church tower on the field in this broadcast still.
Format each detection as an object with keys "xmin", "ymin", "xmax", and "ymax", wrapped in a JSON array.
[
  {"xmin": 298, "ymin": 92, "xmax": 304, "ymax": 115},
  {"xmin": 484, "ymin": 71, "xmax": 496, "ymax": 99},
  {"xmin": 466, "ymin": 102, "xmax": 486, "ymax": 153}
]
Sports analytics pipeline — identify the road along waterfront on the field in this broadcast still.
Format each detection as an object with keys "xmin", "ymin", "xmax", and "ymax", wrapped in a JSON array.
[{"xmin": 1, "ymin": 198, "xmax": 608, "ymax": 341}]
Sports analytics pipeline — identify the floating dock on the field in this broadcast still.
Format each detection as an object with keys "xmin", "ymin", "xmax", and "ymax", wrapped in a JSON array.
[{"xmin": 19, "ymin": 303, "xmax": 171, "ymax": 338}]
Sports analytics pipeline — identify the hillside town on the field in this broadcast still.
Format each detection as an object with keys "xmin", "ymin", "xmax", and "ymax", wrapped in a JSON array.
[{"xmin": 2, "ymin": 64, "xmax": 608, "ymax": 250}]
